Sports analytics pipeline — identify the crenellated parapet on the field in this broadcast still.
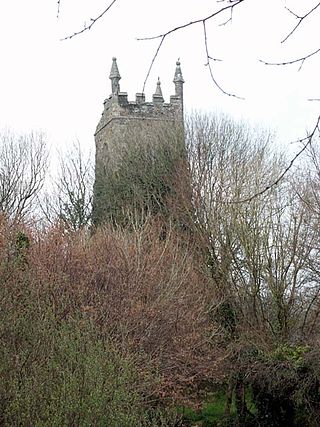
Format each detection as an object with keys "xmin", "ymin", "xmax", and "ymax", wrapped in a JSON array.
[{"xmin": 95, "ymin": 59, "xmax": 184, "ymax": 135}]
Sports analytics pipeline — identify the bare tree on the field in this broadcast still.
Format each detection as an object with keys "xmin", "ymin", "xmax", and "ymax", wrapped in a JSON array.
[
  {"xmin": 291, "ymin": 137, "xmax": 320, "ymax": 338},
  {"xmin": 41, "ymin": 142, "xmax": 93, "ymax": 230},
  {"xmin": 186, "ymin": 114, "xmax": 319, "ymax": 343},
  {"xmin": 0, "ymin": 130, "xmax": 48, "ymax": 220}
]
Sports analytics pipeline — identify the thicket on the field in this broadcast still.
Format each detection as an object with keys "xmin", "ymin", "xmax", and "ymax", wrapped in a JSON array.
[
  {"xmin": 2, "ymin": 115, "xmax": 320, "ymax": 426},
  {"xmin": 0, "ymin": 216, "xmax": 217, "ymax": 426}
]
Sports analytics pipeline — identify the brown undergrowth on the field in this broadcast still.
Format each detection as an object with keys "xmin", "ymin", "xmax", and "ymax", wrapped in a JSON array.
[{"xmin": 0, "ymin": 215, "xmax": 224, "ymax": 416}]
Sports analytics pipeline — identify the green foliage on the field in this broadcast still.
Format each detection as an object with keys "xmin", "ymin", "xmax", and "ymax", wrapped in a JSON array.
[
  {"xmin": 2, "ymin": 317, "xmax": 136, "ymax": 425},
  {"xmin": 15, "ymin": 231, "xmax": 30, "ymax": 252},
  {"xmin": 269, "ymin": 344, "xmax": 310, "ymax": 367},
  {"xmin": 213, "ymin": 301, "xmax": 237, "ymax": 337},
  {"xmin": 14, "ymin": 231, "xmax": 30, "ymax": 266},
  {"xmin": 0, "ymin": 282, "xmax": 178, "ymax": 426},
  {"xmin": 179, "ymin": 388, "xmax": 257, "ymax": 427}
]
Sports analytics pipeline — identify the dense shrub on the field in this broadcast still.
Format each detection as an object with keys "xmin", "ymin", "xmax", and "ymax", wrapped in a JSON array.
[{"xmin": 0, "ymin": 216, "xmax": 219, "ymax": 425}]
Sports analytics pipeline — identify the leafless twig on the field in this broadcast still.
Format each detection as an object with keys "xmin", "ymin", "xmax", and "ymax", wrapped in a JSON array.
[
  {"xmin": 142, "ymin": 37, "xmax": 165, "ymax": 94},
  {"xmin": 57, "ymin": 0, "xmax": 61, "ymax": 19},
  {"xmin": 219, "ymin": 5, "xmax": 234, "ymax": 26},
  {"xmin": 260, "ymin": 47, "xmax": 320, "ymax": 69},
  {"xmin": 203, "ymin": 21, "xmax": 243, "ymax": 99},
  {"xmin": 61, "ymin": 0, "xmax": 118, "ymax": 41},
  {"xmin": 138, "ymin": 0, "xmax": 245, "ymax": 96},
  {"xmin": 282, "ymin": 2, "xmax": 320, "ymax": 43},
  {"xmin": 137, "ymin": 0, "xmax": 245, "ymax": 43}
]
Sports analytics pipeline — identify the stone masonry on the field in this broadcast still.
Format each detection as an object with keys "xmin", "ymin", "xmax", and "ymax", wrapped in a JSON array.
[{"xmin": 92, "ymin": 58, "xmax": 185, "ymax": 225}]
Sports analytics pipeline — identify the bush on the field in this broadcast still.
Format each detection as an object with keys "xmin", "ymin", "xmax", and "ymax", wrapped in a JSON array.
[
  {"xmin": 0, "ymin": 217, "xmax": 216, "ymax": 425},
  {"xmin": 1, "ymin": 313, "xmax": 149, "ymax": 426}
]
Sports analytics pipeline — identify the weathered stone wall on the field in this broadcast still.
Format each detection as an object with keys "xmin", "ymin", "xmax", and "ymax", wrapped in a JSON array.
[{"xmin": 92, "ymin": 59, "xmax": 185, "ymax": 226}]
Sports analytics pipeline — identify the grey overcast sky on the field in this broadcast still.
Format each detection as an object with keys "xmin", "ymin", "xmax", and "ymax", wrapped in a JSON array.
[{"xmin": 0, "ymin": 0, "xmax": 319, "ymax": 153}]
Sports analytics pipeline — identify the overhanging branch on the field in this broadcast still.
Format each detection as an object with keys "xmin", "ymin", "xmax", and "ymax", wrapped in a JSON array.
[
  {"xmin": 235, "ymin": 115, "xmax": 320, "ymax": 203},
  {"xmin": 61, "ymin": 0, "xmax": 118, "ymax": 41}
]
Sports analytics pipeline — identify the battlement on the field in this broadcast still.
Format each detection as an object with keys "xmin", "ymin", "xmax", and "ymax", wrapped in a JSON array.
[
  {"xmin": 95, "ymin": 94, "xmax": 182, "ymax": 134},
  {"xmin": 95, "ymin": 58, "xmax": 184, "ymax": 135}
]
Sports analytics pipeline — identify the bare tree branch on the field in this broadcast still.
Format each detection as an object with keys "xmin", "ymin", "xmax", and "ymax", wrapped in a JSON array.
[
  {"xmin": 138, "ymin": 0, "xmax": 245, "ymax": 96},
  {"xmin": 260, "ymin": 47, "xmax": 320, "ymax": 69},
  {"xmin": 218, "ymin": 6, "xmax": 234, "ymax": 27},
  {"xmin": 236, "ymin": 115, "xmax": 320, "ymax": 203},
  {"xmin": 61, "ymin": 0, "xmax": 118, "ymax": 41},
  {"xmin": 142, "ymin": 36, "xmax": 166, "ymax": 94},
  {"xmin": 137, "ymin": 0, "xmax": 245, "ymax": 42},
  {"xmin": 138, "ymin": 1, "xmax": 319, "ymax": 88},
  {"xmin": 57, "ymin": 0, "xmax": 61, "ymax": 19},
  {"xmin": 282, "ymin": 2, "xmax": 320, "ymax": 43},
  {"xmin": 203, "ymin": 21, "xmax": 243, "ymax": 99}
]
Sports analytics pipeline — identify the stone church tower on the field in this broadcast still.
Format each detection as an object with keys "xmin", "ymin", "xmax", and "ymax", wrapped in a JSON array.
[{"xmin": 92, "ymin": 58, "xmax": 185, "ymax": 226}]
